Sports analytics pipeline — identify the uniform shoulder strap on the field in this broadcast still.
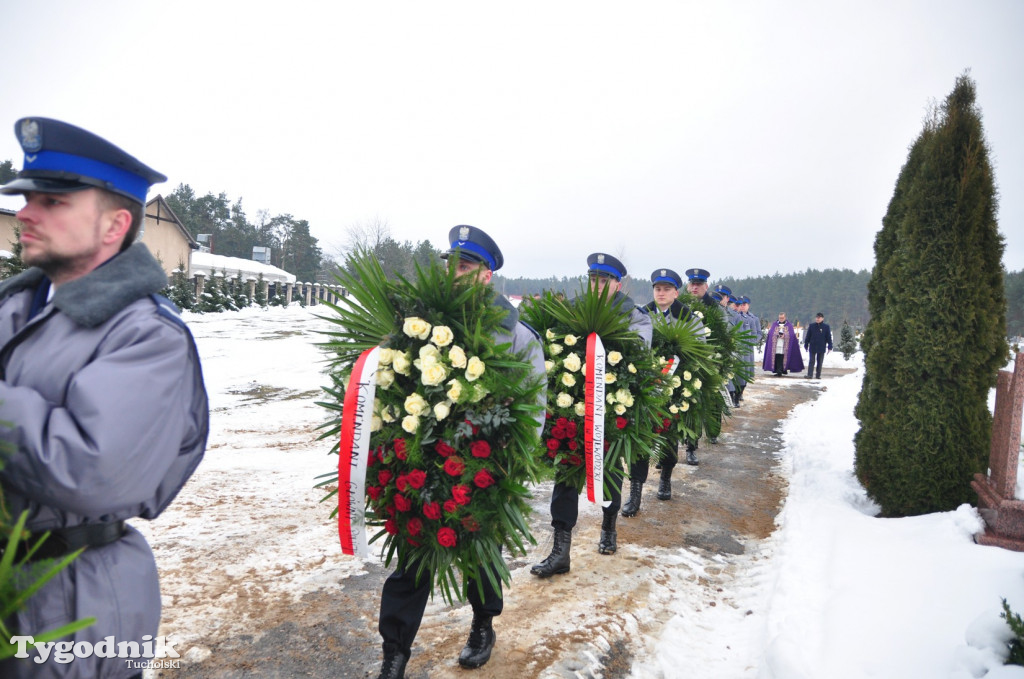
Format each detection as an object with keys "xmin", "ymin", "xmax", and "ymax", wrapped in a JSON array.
[
  {"xmin": 517, "ymin": 320, "xmax": 541, "ymax": 341},
  {"xmin": 150, "ymin": 293, "xmax": 187, "ymax": 329}
]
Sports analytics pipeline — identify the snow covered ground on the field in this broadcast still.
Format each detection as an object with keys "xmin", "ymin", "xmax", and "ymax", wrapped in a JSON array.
[{"xmin": 143, "ymin": 305, "xmax": 1024, "ymax": 678}]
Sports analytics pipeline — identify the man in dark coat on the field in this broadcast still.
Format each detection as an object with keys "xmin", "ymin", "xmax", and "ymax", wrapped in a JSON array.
[{"xmin": 803, "ymin": 312, "xmax": 833, "ymax": 379}]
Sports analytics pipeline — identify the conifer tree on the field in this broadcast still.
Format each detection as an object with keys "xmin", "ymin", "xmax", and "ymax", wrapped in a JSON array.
[
  {"xmin": 254, "ymin": 272, "xmax": 268, "ymax": 307},
  {"xmin": 166, "ymin": 259, "xmax": 195, "ymax": 311},
  {"xmin": 854, "ymin": 74, "xmax": 1009, "ymax": 516},
  {"xmin": 0, "ymin": 224, "xmax": 25, "ymax": 280},
  {"xmin": 838, "ymin": 319, "xmax": 858, "ymax": 360}
]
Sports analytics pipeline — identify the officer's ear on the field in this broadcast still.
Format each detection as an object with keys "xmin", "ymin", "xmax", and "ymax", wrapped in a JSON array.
[
  {"xmin": 479, "ymin": 268, "xmax": 493, "ymax": 285},
  {"xmin": 96, "ymin": 192, "xmax": 133, "ymax": 247}
]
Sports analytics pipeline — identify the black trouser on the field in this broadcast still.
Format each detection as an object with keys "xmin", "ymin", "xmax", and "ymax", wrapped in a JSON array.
[
  {"xmin": 379, "ymin": 554, "xmax": 503, "ymax": 656},
  {"xmin": 550, "ymin": 464, "xmax": 624, "ymax": 530},
  {"xmin": 773, "ymin": 353, "xmax": 785, "ymax": 375},
  {"xmin": 807, "ymin": 349, "xmax": 825, "ymax": 378},
  {"xmin": 632, "ymin": 437, "xmax": 678, "ymax": 480}
]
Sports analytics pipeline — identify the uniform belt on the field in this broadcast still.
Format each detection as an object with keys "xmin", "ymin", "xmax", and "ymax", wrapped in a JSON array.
[{"xmin": 4, "ymin": 520, "xmax": 127, "ymax": 563}]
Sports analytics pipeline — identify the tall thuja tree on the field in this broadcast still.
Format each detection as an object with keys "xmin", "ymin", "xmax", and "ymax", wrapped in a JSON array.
[{"xmin": 855, "ymin": 74, "xmax": 1009, "ymax": 516}]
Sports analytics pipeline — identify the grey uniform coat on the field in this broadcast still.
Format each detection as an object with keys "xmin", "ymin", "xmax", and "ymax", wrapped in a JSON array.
[
  {"xmin": 492, "ymin": 294, "xmax": 547, "ymax": 438},
  {"xmin": 0, "ymin": 244, "xmax": 208, "ymax": 679}
]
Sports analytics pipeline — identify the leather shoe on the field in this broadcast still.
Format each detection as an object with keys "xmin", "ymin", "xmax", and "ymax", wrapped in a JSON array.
[
  {"xmin": 378, "ymin": 645, "xmax": 408, "ymax": 679},
  {"xmin": 458, "ymin": 614, "xmax": 496, "ymax": 668}
]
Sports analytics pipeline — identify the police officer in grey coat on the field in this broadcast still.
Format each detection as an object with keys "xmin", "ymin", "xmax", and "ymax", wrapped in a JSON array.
[
  {"xmin": 376, "ymin": 226, "xmax": 546, "ymax": 679},
  {"xmin": 0, "ymin": 118, "xmax": 209, "ymax": 679}
]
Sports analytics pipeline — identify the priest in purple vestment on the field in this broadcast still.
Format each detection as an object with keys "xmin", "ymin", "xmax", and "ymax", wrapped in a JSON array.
[{"xmin": 762, "ymin": 312, "xmax": 805, "ymax": 375}]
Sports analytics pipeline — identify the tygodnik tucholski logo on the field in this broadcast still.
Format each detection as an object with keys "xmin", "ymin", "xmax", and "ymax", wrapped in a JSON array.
[{"xmin": 9, "ymin": 634, "xmax": 181, "ymax": 669}]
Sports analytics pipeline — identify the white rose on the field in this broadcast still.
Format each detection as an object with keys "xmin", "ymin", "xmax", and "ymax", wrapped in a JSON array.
[
  {"xmin": 703, "ymin": 326, "xmax": 711, "ymax": 336},
  {"xmin": 419, "ymin": 343, "xmax": 442, "ymax": 362},
  {"xmin": 605, "ymin": 372, "xmax": 617, "ymax": 384},
  {"xmin": 433, "ymin": 401, "xmax": 451, "ymax": 421},
  {"xmin": 614, "ymin": 404, "xmax": 626, "ymax": 415},
  {"xmin": 402, "ymin": 316, "xmax": 431, "ymax": 339},
  {"xmin": 381, "ymin": 405, "xmax": 397, "ymax": 423},
  {"xmin": 683, "ymin": 370, "xmax": 692, "ymax": 381},
  {"xmin": 545, "ymin": 360, "xmax": 555, "ymax": 374},
  {"xmin": 562, "ymin": 352, "xmax": 582, "ymax": 373},
  {"xmin": 680, "ymin": 401, "xmax": 690, "ymax": 412},
  {"xmin": 627, "ymin": 363, "xmax": 637, "ymax": 374},
  {"xmin": 447, "ymin": 379, "xmax": 464, "ymax": 402},
  {"xmin": 607, "ymin": 393, "xmax": 617, "ymax": 404},
  {"xmin": 421, "ymin": 362, "xmax": 449, "ymax": 386},
  {"xmin": 545, "ymin": 328, "xmax": 556, "ymax": 340},
  {"xmin": 470, "ymin": 383, "xmax": 489, "ymax": 402},
  {"xmin": 392, "ymin": 351, "xmax": 412, "ymax": 375},
  {"xmin": 556, "ymin": 392, "xmax": 573, "ymax": 409},
  {"xmin": 448, "ymin": 345, "xmax": 468, "ymax": 369},
  {"xmin": 669, "ymin": 404, "xmax": 679, "ymax": 414},
  {"xmin": 376, "ymin": 368, "xmax": 396, "ymax": 389},
  {"xmin": 377, "ymin": 348, "xmax": 395, "ymax": 366},
  {"xmin": 371, "ymin": 415, "xmax": 383, "ymax": 432},
  {"xmin": 615, "ymin": 389, "xmax": 634, "ymax": 407},
  {"xmin": 574, "ymin": 402, "xmax": 587, "ymax": 416},
  {"xmin": 402, "ymin": 415, "xmax": 420, "ymax": 433},
  {"xmin": 693, "ymin": 379, "xmax": 702, "ymax": 390},
  {"xmin": 694, "ymin": 310, "xmax": 704, "ymax": 319},
  {"xmin": 726, "ymin": 372, "xmax": 734, "ymax": 380},
  {"xmin": 564, "ymin": 334, "xmax": 578, "ymax": 346},
  {"xmin": 561, "ymin": 373, "xmax": 576, "ymax": 388},
  {"xmin": 430, "ymin": 325, "xmax": 455, "ymax": 347},
  {"xmin": 607, "ymin": 351, "xmax": 623, "ymax": 365},
  {"xmin": 682, "ymin": 388, "xmax": 692, "ymax": 398},
  {"xmin": 466, "ymin": 356, "xmax": 486, "ymax": 381},
  {"xmin": 671, "ymin": 375, "xmax": 682, "ymax": 389},
  {"xmin": 549, "ymin": 343, "xmax": 563, "ymax": 356},
  {"xmin": 404, "ymin": 392, "xmax": 429, "ymax": 416}
]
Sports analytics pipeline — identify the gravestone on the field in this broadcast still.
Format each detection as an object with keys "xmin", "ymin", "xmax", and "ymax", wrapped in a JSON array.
[{"xmin": 972, "ymin": 353, "xmax": 1024, "ymax": 549}]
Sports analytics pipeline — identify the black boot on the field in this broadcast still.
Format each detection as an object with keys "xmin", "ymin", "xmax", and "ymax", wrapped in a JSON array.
[
  {"xmin": 657, "ymin": 465, "xmax": 673, "ymax": 500},
  {"xmin": 458, "ymin": 614, "xmax": 496, "ymax": 669},
  {"xmin": 620, "ymin": 480, "xmax": 644, "ymax": 517},
  {"xmin": 530, "ymin": 527, "xmax": 572, "ymax": 577},
  {"xmin": 732, "ymin": 390, "xmax": 741, "ymax": 407},
  {"xmin": 598, "ymin": 512, "xmax": 617, "ymax": 554},
  {"xmin": 378, "ymin": 644, "xmax": 408, "ymax": 679},
  {"xmin": 685, "ymin": 443, "xmax": 699, "ymax": 466}
]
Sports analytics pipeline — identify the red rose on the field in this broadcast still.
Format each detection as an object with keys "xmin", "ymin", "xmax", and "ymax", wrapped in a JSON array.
[
  {"xmin": 395, "ymin": 474, "xmax": 409, "ymax": 492},
  {"xmin": 407, "ymin": 538, "xmax": 421, "ymax": 547},
  {"xmin": 551, "ymin": 424, "xmax": 567, "ymax": 439},
  {"xmin": 378, "ymin": 469, "xmax": 393, "ymax": 486},
  {"xmin": 616, "ymin": 417, "xmax": 628, "ymax": 429},
  {"xmin": 386, "ymin": 504, "xmax": 396, "ymax": 517},
  {"xmin": 367, "ymin": 485, "xmax": 383, "ymax": 501},
  {"xmin": 569, "ymin": 454, "xmax": 583, "ymax": 466},
  {"xmin": 473, "ymin": 469, "xmax": 495, "ymax": 489},
  {"xmin": 437, "ymin": 527, "xmax": 457, "ymax": 548},
  {"xmin": 384, "ymin": 519, "xmax": 399, "ymax": 535},
  {"xmin": 546, "ymin": 438, "xmax": 561, "ymax": 451},
  {"xmin": 435, "ymin": 441, "xmax": 455, "ymax": 458},
  {"xmin": 566, "ymin": 421, "xmax": 578, "ymax": 438},
  {"xmin": 394, "ymin": 494, "xmax": 412, "ymax": 512},
  {"xmin": 470, "ymin": 440, "xmax": 491, "ymax": 458},
  {"xmin": 547, "ymin": 450, "xmax": 557, "ymax": 459},
  {"xmin": 568, "ymin": 440, "xmax": 578, "ymax": 451},
  {"xmin": 444, "ymin": 457, "xmax": 466, "ymax": 476},
  {"xmin": 461, "ymin": 516, "xmax": 480, "ymax": 532},
  {"xmin": 556, "ymin": 417, "xmax": 569, "ymax": 428},
  {"xmin": 662, "ymin": 418, "xmax": 671, "ymax": 428},
  {"xmin": 423, "ymin": 501, "xmax": 441, "ymax": 519},
  {"xmin": 394, "ymin": 438, "xmax": 408, "ymax": 460},
  {"xmin": 407, "ymin": 469, "xmax": 427, "ymax": 489},
  {"xmin": 443, "ymin": 500, "xmax": 458, "ymax": 513},
  {"xmin": 452, "ymin": 484, "xmax": 472, "ymax": 505},
  {"xmin": 407, "ymin": 517, "xmax": 423, "ymax": 537}
]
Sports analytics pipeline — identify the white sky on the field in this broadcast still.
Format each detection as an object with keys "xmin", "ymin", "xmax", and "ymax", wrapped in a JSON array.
[{"xmin": 2, "ymin": 0, "xmax": 1022, "ymax": 281}]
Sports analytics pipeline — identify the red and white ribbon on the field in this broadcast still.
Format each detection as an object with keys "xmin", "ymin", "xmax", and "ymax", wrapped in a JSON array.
[
  {"xmin": 661, "ymin": 354, "xmax": 680, "ymax": 376},
  {"xmin": 337, "ymin": 346, "xmax": 381, "ymax": 557},
  {"xmin": 584, "ymin": 332, "xmax": 608, "ymax": 506}
]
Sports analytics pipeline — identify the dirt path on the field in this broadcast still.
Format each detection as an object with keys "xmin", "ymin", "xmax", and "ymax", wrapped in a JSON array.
[{"xmin": 154, "ymin": 369, "xmax": 853, "ymax": 679}]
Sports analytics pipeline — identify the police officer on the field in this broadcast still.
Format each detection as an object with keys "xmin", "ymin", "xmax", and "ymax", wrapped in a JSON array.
[
  {"xmin": 531, "ymin": 253, "xmax": 651, "ymax": 575},
  {"xmin": 621, "ymin": 268, "xmax": 692, "ymax": 515},
  {"xmin": 376, "ymin": 226, "xmax": 546, "ymax": 679},
  {"xmin": 678, "ymin": 268, "xmax": 724, "ymax": 466},
  {"xmin": 0, "ymin": 118, "xmax": 208, "ymax": 679},
  {"xmin": 734, "ymin": 295, "xmax": 761, "ymax": 404}
]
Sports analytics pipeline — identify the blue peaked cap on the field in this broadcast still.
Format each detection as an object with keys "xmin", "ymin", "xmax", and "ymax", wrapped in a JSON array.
[
  {"xmin": 685, "ymin": 268, "xmax": 710, "ymax": 282},
  {"xmin": 0, "ymin": 118, "xmax": 166, "ymax": 205},
  {"xmin": 650, "ymin": 268, "xmax": 682, "ymax": 288},
  {"xmin": 441, "ymin": 225, "xmax": 503, "ymax": 271},
  {"xmin": 587, "ymin": 252, "xmax": 626, "ymax": 280}
]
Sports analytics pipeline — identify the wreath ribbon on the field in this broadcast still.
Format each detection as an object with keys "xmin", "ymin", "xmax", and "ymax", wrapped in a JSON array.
[
  {"xmin": 584, "ymin": 333, "xmax": 608, "ymax": 506},
  {"xmin": 661, "ymin": 354, "xmax": 680, "ymax": 376},
  {"xmin": 337, "ymin": 345, "xmax": 381, "ymax": 557}
]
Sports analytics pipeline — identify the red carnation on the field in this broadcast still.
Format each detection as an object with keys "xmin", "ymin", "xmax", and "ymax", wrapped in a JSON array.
[
  {"xmin": 461, "ymin": 516, "xmax": 480, "ymax": 532},
  {"xmin": 437, "ymin": 527, "xmax": 457, "ymax": 548},
  {"xmin": 384, "ymin": 519, "xmax": 399, "ymax": 535},
  {"xmin": 377, "ymin": 469, "xmax": 393, "ymax": 486},
  {"xmin": 470, "ymin": 440, "xmax": 491, "ymax": 458},
  {"xmin": 423, "ymin": 501, "xmax": 441, "ymax": 520},
  {"xmin": 616, "ymin": 417, "xmax": 628, "ymax": 429},
  {"xmin": 435, "ymin": 441, "xmax": 456, "ymax": 458},
  {"xmin": 443, "ymin": 500, "xmax": 458, "ymax": 513},
  {"xmin": 407, "ymin": 517, "xmax": 423, "ymax": 537},
  {"xmin": 444, "ymin": 457, "xmax": 466, "ymax": 476},
  {"xmin": 546, "ymin": 438, "xmax": 561, "ymax": 451},
  {"xmin": 367, "ymin": 485, "xmax": 383, "ymax": 501},
  {"xmin": 407, "ymin": 469, "xmax": 427, "ymax": 489},
  {"xmin": 452, "ymin": 484, "xmax": 472, "ymax": 505},
  {"xmin": 394, "ymin": 438, "xmax": 408, "ymax": 460},
  {"xmin": 394, "ymin": 494, "xmax": 412, "ymax": 512},
  {"xmin": 473, "ymin": 469, "xmax": 495, "ymax": 489}
]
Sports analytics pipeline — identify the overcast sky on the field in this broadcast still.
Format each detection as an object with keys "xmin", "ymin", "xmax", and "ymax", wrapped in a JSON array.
[{"xmin": 2, "ymin": 1, "xmax": 1021, "ymax": 282}]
